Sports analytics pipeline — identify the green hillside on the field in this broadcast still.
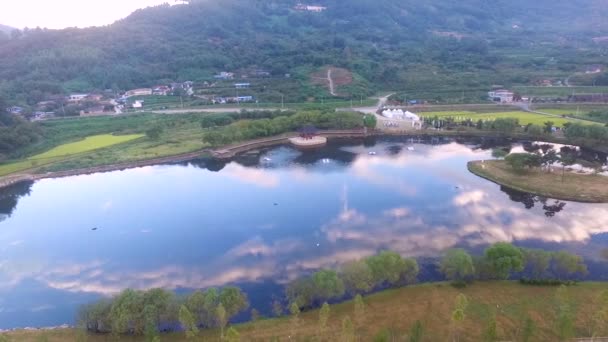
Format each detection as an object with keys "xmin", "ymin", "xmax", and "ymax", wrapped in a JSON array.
[{"xmin": 0, "ymin": 0, "xmax": 607, "ymax": 105}]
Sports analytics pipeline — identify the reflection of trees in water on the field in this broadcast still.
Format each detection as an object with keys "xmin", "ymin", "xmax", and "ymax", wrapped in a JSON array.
[
  {"xmin": 500, "ymin": 186, "xmax": 566, "ymax": 217},
  {"xmin": 186, "ymin": 158, "xmax": 227, "ymax": 172},
  {"xmin": 0, "ymin": 181, "xmax": 34, "ymax": 220}
]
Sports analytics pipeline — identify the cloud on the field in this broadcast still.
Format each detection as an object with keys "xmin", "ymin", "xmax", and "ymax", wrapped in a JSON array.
[{"xmin": 221, "ymin": 163, "xmax": 280, "ymax": 188}]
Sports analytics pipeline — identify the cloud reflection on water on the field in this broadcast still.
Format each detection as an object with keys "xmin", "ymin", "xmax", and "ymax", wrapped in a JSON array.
[{"xmin": 0, "ymin": 138, "xmax": 607, "ymax": 326}]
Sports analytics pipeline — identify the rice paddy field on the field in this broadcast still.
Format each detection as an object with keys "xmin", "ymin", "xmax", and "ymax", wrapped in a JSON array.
[
  {"xmin": 418, "ymin": 110, "xmax": 588, "ymax": 127},
  {"xmin": 0, "ymin": 134, "xmax": 144, "ymax": 176}
]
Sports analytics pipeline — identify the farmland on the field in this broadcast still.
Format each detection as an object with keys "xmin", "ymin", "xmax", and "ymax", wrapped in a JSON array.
[
  {"xmin": 418, "ymin": 110, "xmax": 589, "ymax": 127},
  {"xmin": 0, "ymin": 134, "xmax": 143, "ymax": 176},
  {"xmin": 513, "ymin": 86, "xmax": 608, "ymax": 97}
]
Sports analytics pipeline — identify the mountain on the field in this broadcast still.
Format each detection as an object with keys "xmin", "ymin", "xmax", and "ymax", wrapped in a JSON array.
[
  {"xmin": 0, "ymin": 24, "xmax": 15, "ymax": 35},
  {"xmin": 0, "ymin": 0, "xmax": 607, "ymax": 105}
]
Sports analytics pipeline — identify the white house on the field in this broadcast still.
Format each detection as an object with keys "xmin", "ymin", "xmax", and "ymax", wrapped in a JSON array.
[
  {"xmin": 68, "ymin": 94, "xmax": 89, "ymax": 102},
  {"xmin": 382, "ymin": 109, "xmax": 420, "ymax": 120},
  {"xmin": 488, "ymin": 89, "xmax": 514, "ymax": 103},
  {"xmin": 295, "ymin": 4, "xmax": 327, "ymax": 12},
  {"xmin": 132, "ymin": 100, "xmax": 144, "ymax": 109}
]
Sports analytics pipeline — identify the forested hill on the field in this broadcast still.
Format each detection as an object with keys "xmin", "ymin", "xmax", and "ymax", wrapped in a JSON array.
[
  {"xmin": 1, "ymin": 0, "xmax": 607, "ymax": 105},
  {"xmin": 0, "ymin": 24, "xmax": 15, "ymax": 35}
]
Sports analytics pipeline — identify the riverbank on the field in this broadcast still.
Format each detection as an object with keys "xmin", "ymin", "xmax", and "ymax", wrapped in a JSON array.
[
  {"xmin": 468, "ymin": 160, "xmax": 608, "ymax": 203},
  {"xmin": 4, "ymin": 281, "xmax": 608, "ymax": 341},
  {"xmin": 0, "ymin": 127, "xmax": 603, "ymax": 191}
]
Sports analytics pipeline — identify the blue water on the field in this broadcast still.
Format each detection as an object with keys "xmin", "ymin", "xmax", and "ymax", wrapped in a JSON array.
[{"xmin": 0, "ymin": 136, "xmax": 607, "ymax": 329}]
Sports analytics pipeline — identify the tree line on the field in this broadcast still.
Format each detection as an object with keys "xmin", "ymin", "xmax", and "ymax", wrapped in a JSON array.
[
  {"xmin": 202, "ymin": 110, "xmax": 364, "ymax": 146},
  {"xmin": 76, "ymin": 243, "xmax": 590, "ymax": 340}
]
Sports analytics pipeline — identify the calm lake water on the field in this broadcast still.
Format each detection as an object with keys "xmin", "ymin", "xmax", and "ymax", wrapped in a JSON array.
[{"xmin": 1, "ymin": 136, "xmax": 607, "ymax": 329}]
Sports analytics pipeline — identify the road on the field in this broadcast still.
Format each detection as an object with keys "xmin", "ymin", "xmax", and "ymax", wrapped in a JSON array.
[{"xmin": 327, "ymin": 68, "xmax": 337, "ymax": 96}]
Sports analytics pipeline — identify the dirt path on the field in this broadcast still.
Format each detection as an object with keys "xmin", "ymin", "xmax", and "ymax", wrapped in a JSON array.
[{"xmin": 327, "ymin": 68, "xmax": 336, "ymax": 96}]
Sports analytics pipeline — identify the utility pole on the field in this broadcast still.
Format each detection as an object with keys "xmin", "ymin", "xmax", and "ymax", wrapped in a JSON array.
[{"xmin": 281, "ymin": 94, "xmax": 284, "ymax": 109}]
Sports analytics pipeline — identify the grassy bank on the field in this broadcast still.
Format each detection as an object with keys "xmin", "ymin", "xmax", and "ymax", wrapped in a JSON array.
[
  {"xmin": 468, "ymin": 160, "xmax": 608, "ymax": 202},
  {"xmin": 4, "ymin": 281, "xmax": 608, "ymax": 341}
]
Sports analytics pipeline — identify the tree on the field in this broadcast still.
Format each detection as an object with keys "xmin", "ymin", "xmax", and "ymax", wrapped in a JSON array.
[
  {"xmin": 491, "ymin": 118, "xmax": 519, "ymax": 134},
  {"xmin": 289, "ymin": 302, "xmax": 301, "ymax": 338},
  {"xmin": 523, "ymin": 248, "xmax": 551, "ymax": 279},
  {"xmin": 554, "ymin": 285, "xmax": 574, "ymax": 341},
  {"xmin": 440, "ymin": 249, "xmax": 475, "ymax": 284},
  {"xmin": 560, "ymin": 153, "xmax": 577, "ymax": 182},
  {"xmin": 491, "ymin": 148, "xmax": 509, "ymax": 159},
  {"xmin": 526, "ymin": 124, "xmax": 543, "ymax": 136},
  {"xmin": 286, "ymin": 277, "xmax": 316, "ymax": 308},
  {"xmin": 541, "ymin": 150, "xmax": 559, "ymax": 172},
  {"xmin": 319, "ymin": 302, "xmax": 330, "ymax": 339},
  {"xmin": 551, "ymin": 251, "xmax": 588, "ymax": 279},
  {"xmin": 543, "ymin": 121, "xmax": 555, "ymax": 134},
  {"xmin": 340, "ymin": 260, "xmax": 374, "ymax": 294},
  {"xmin": 483, "ymin": 309, "xmax": 497, "ymax": 342},
  {"xmin": 451, "ymin": 293, "xmax": 468, "ymax": 342},
  {"xmin": 219, "ymin": 287, "xmax": 249, "ymax": 319},
  {"xmin": 353, "ymin": 294, "xmax": 366, "ymax": 330},
  {"xmin": 363, "ymin": 114, "xmax": 377, "ymax": 129},
  {"xmin": 312, "ymin": 269, "xmax": 346, "ymax": 302},
  {"xmin": 521, "ymin": 317, "xmax": 535, "ymax": 342},
  {"xmin": 146, "ymin": 126, "xmax": 163, "ymax": 140},
  {"xmin": 216, "ymin": 303, "xmax": 227, "ymax": 339},
  {"xmin": 226, "ymin": 327, "xmax": 241, "ymax": 342},
  {"xmin": 484, "ymin": 242, "xmax": 524, "ymax": 279},
  {"xmin": 408, "ymin": 320, "xmax": 424, "ymax": 342},
  {"xmin": 366, "ymin": 251, "xmax": 419, "ymax": 287},
  {"xmin": 341, "ymin": 316, "xmax": 355, "ymax": 342},
  {"xmin": 179, "ymin": 305, "xmax": 199, "ymax": 339},
  {"xmin": 271, "ymin": 299, "xmax": 284, "ymax": 317}
]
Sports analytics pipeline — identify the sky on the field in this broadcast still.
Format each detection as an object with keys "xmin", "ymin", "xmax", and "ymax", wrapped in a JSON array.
[{"xmin": 0, "ymin": 0, "xmax": 183, "ymax": 29}]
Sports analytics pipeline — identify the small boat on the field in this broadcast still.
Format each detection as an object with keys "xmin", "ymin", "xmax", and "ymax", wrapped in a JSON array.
[
  {"xmin": 321, "ymin": 158, "xmax": 331, "ymax": 163},
  {"xmin": 368, "ymin": 151, "xmax": 377, "ymax": 155},
  {"xmin": 407, "ymin": 146, "xmax": 415, "ymax": 151},
  {"xmin": 262, "ymin": 157, "xmax": 272, "ymax": 162}
]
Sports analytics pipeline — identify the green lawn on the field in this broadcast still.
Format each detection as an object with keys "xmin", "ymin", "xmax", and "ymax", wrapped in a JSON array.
[
  {"xmin": 418, "ymin": 110, "xmax": 585, "ymax": 127},
  {"xmin": 0, "ymin": 134, "xmax": 143, "ymax": 176}
]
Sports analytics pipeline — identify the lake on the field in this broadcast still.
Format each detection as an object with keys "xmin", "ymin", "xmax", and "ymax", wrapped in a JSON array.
[{"xmin": 1, "ymin": 136, "xmax": 607, "ymax": 329}]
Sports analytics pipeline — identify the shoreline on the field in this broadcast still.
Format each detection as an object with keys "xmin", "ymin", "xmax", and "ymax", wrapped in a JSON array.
[
  {"xmin": 3, "ymin": 281, "xmax": 608, "ymax": 340},
  {"xmin": 468, "ymin": 160, "xmax": 608, "ymax": 203},
  {"xmin": 0, "ymin": 129, "xmax": 604, "ymax": 191}
]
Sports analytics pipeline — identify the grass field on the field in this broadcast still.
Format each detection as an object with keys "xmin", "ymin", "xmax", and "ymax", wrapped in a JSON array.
[
  {"xmin": 4, "ymin": 281, "xmax": 608, "ymax": 341},
  {"xmin": 0, "ymin": 134, "xmax": 143, "ymax": 176},
  {"xmin": 419, "ymin": 110, "xmax": 586, "ymax": 127},
  {"xmin": 468, "ymin": 160, "xmax": 608, "ymax": 203}
]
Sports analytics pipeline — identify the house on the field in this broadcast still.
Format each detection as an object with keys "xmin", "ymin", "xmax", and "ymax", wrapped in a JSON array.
[
  {"xmin": 236, "ymin": 96, "xmax": 254, "ymax": 102},
  {"xmin": 295, "ymin": 3, "xmax": 327, "ymax": 12},
  {"xmin": 153, "ymin": 85, "xmax": 171, "ymax": 96},
  {"xmin": 214, "ymin": 72, "xmax": 235, "ymax": 80},
  {"xmin": 125, "ymin": 88, "xmax": 152, "ymax": 97},
  {"xmin": 235, "ymin": 83, "xmax": 251, "ymax": 89},
  {"xmin": 68, "ymin": 94, "xmax": 89, "ymax": 102},
  {"xmin": 585, "ymin": 65, "xmax": 603, "ymax": 74},
  {"xmin": 488, "ymin": 89, "xmax": 514, "ymax": 103},
  {"xmin": 7, "ymin": 106, "xmax": 24, "ymax": 114},
  {"xmin": 539, "ymin": 80, "xmax": 553, "ymax": 87},
  {"xmin": 88, "ymin": 94, "xmax": 104, "ymax": 101},
  {"xmin": 132, "ymin": 100, "xmax": 144, "ymax": 109},
  {"xmin": 251, "ymin": 70, "xmax": 270, "ymax": 77},
  {"xmin": 381, "ymin": 109, "xmax": 420, "ymax": 121}
]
